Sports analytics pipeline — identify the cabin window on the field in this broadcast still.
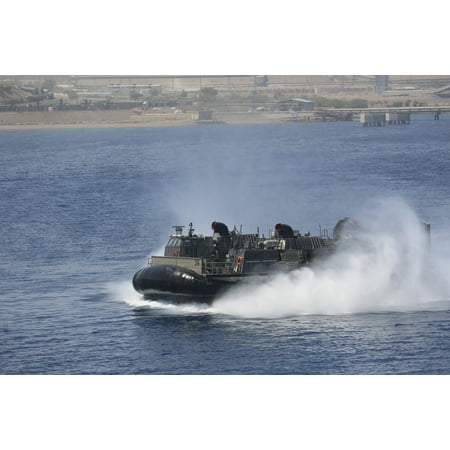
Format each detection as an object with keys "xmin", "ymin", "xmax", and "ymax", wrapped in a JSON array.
[{"xmin": 165, "ymin": 237, "xmax": 205, "ymax": 257}]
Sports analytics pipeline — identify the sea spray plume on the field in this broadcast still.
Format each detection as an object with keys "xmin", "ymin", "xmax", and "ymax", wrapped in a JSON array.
[
  {"xmin": 211, "ymin": 198, "xmax": 440, "ymax": 318},
  {"xmin": 107, "ymin": 280, "xmax": 151, "ymax": 309}
]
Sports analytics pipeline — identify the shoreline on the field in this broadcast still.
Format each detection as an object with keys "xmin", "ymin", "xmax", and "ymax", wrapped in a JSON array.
[
  {"xmin": 0, "ymin": 110, "xmax": 305, "ymax": 131},
  {"xmin": 2, "ymin": 107, "xmax": 448, "ymax": 131},
  {"xmin": 0, "ymin": 120, "xmax": 198, "ymax": 131}
]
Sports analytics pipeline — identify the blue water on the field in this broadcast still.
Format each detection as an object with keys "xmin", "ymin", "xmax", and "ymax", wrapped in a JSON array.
[{"xmin": 2, "ymin": 116, "xmax": 450, "ymax": 374}]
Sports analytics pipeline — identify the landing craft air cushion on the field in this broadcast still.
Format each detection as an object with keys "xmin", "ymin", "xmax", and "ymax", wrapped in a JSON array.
[{"xmin": 132, "ymin": 219, "xmax": 361, "ymax": 301}]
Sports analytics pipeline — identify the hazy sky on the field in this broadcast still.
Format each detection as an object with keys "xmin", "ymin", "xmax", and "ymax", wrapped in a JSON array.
[{"xmin": 3, "ymin": 1, "xmax": 448, "ymax": 75}]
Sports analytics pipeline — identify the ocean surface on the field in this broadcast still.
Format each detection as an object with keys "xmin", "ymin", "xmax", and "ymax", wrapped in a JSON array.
[{"xmin": 2, "ymin": 116, "xmax": 450, "ymax": 374}]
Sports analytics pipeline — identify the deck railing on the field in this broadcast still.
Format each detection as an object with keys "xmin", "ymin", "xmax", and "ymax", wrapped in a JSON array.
[
  {"xmin": 204, "ymin": 260, "xmax": 234, "ymax": 275},
  {"xmin": 150, "ymin": 256, "xmax": 235, "ymax": 275}
]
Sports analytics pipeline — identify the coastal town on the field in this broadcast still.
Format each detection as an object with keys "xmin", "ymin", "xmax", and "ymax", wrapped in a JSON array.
[{"xmin": 1, "ymin": 75, "xmax": 450, "ymax": 129}]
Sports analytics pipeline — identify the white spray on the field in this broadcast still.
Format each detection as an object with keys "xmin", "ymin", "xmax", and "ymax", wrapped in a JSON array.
[
  {"xmin": 211, "ymin": 198, "xmax": 450, "ymax": 318},
  {"xmin": 108, "ymin": 280, "xmax": 211, "ymax": 314}
]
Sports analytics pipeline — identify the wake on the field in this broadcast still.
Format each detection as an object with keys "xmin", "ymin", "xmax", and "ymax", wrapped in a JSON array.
[{"xmin": 108, "ymin": 280, "xmax": 211, "ymax": 314}]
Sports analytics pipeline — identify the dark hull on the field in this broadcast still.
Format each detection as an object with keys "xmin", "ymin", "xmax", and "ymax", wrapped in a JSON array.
[{"xmin": 132, "ymin": 264, "xmax": 236, "ymax": 299}]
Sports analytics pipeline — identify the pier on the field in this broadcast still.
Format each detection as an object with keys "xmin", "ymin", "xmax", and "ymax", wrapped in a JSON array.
[
  {"xmin": 360, "ymin": 112, "xmax": 411, "ymax": 126},
  {"xmin": 386, "ymin": 112, "xmax": 410, "ymax": 125},
  {"xmin": 320, "ymin": 106, "xmax": 450, "ymax": 126},
  {"xmin": 360, "ymin": 113, "xmax": 387, "ymax": 126}
]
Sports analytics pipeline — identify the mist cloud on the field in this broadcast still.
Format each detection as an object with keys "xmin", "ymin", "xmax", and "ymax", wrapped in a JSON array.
[{"xmin": 211, "ymin": 197, "xmax": 450, "ymax": 318}]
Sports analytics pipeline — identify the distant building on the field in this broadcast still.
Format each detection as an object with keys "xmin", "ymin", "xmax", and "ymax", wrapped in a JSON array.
[
  {"xmin": 109, "ymin": 84, "xmax": 162, "ymax": 97},
  {"xmin": 278, "ymin": 98, "xmax": 314, "ymax": 111},
  {"xmin": 255, "ymin": 75, "xmax": 268, "ymax": 87},
  {"xmin": 375, "ymin": 76, "xmax": 389, "ymax": 93},
  {"xmin": 197, "ymin": 110, "xmax": 213, "ymax": 121},
  {"xmin": 433, "ymin": 84, "xmax": 450, "ymax": 98}
]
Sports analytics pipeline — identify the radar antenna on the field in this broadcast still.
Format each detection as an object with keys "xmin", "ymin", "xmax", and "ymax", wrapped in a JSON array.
[{"xmin": 172, "ymin": 225, "xmax": 184, "ymax": 236}]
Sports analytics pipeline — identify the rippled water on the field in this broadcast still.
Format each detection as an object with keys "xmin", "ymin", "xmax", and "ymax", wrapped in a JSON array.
[{"xmin": 1, "ymin": 117, "xmax": 450, "ymax": 374}]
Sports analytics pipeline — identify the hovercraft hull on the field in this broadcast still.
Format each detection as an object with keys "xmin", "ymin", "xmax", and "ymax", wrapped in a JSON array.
[{"xmin": 132, "ymin": 264, "xmax": 228, "ymax": 298}]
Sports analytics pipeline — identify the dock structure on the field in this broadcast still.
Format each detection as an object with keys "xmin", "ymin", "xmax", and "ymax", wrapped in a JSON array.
[
  {"xmin": 322, "ymin": 106, "xmax": 450, "ymax": 126},
  {"xmin": 360, "ymin": 112, "xmax": 386, "ymax": 126},
  {"xmin": 386, "ymin": 112, "xmax": 410, "ymax": 124},
  {"xmin": 361, "ymin": 111, "xmax": 410, "ymax": 126}
]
